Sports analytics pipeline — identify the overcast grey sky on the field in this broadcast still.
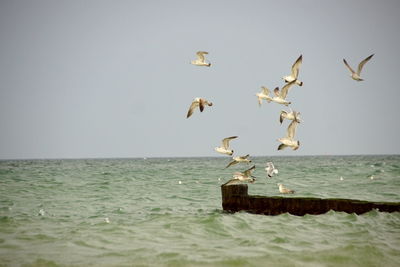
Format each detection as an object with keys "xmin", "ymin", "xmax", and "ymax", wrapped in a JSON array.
[{"xmin": 0, "ymin": 0, "xmax": 399, "ymax": 159}]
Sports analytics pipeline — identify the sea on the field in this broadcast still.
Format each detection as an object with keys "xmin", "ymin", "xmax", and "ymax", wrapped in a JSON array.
[{"xmin": 0, "ymin": 155, "xmax": 399, "ymax": 267}]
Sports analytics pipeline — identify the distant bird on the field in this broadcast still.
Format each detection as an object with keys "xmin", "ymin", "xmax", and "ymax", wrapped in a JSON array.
[
  {"xmin": 191, "ymin": 51, "xmax": 211, "ymax": 67},
  {"xmin": 223, "ymin": 165, "xmax": 256, "ymax": 185},
  {"xmin": 256, "ymin": 86, "xmax": 273, "ymax": 106},
  {"xmin": 261, "ymin": 80, "xmax": 297, "ymax": 107},
  {"xmin": 280, "ymin": 109, "xmax": 301, "ymax": 124},
  {"xmin": 215, "ymin": 136, "xmax": 238, "ymax": 156},
  {"xmin": 265, "ymin": 162, "xmax": 278, "ymax": 178},
  {"xmin": 277, "ymin": 113, "xmax": 300, "ymax": 151},
  {"xmin": 343, "ymin": 54, "xmax": 374, "ymax": 81},
  {"xmin": 104, "ymin": 217, "xmax": 110, "ymax": 223},
  {"xmin": 38, "ymin": 209, "xmax": 45, "ymax": 216},
  {"xmin": 225, "ymin": 154, "xmax": 252, "ymax": 168},
  {"xmin": 277, "ymin": 183, "xmax": 295, "ymax": 194},
  {"xmin": 186, "ymin": 97, "xmax": 213, "ymax": 118},
  {"xmin": 283, "ymin": 55, "xmax": 303, "ymax": 86}
]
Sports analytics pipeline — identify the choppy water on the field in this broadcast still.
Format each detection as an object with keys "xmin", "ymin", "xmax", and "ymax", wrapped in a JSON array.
[{"xmin": 0, "ymin": 155, "xmax": 399, "ymax": 267}]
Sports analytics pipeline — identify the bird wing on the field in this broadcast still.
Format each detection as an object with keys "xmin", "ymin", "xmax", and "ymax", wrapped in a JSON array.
[
  {"xmin": 199, "ymin": 98, "xmax": 205, "ymax": 112},
  {"xmin": 280, "ymin": 110, "xmax": 287, "ymax": 124},
  {"xmin": 357, "ymin": 54, "xmax": 374, "ymax": 75},
  {"xmin": 261, "ymin": 86, "xmax": 270, "ymax": 95},
  {"xmin": 196, "ymin": 51, "xmax": 208, "ymax": 62},
  {"xmin": 290, "ymin": 55, "xmax": 303, "ymax": 79},
  {"xmin": 280, "ymin": 80, "xmax": 296, "ymax": 99},
  {"xmin": 222, "ymin": 136, "xmax": 238, "ymax": 149},
  {"xmin": 343, "ymin": 59, "xmax": 355, "ymax": 74},
  {"xmin": 287, "ymin": 120, "xmax": 298, "ymax": 139},
  {"xmin": 186, "ymin": 100, "xmax": 199, "ymax": 118},
  {"xmin": 225, "ymin": 159, "xmax": 238, "ymax": 168},
  {"xmin": 273, "ymin": 87, "xmax": 280, "ymax": 97},
  {"xmin": 243, "ymin": 165, "xmax": 256, "ymax": 177},
  {"xmin": 277, "ymin": 144, "xmax": 288, "ymax": 150}
]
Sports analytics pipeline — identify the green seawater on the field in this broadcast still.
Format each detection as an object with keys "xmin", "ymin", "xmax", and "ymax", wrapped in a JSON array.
[{"xmin": 0, "ymin": 155, "xmax": 399, "ymax": 266}]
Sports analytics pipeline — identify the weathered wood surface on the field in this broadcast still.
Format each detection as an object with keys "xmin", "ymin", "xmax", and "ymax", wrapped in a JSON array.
[{"xmin": 221, "ymin": 184, "xmax": 400, "ymax": 216}]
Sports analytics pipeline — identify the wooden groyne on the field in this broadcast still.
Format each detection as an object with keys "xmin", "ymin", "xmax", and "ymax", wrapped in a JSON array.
[{"xmin": 221, "ymin": 184, "xmax": 400, "ymax": 216}]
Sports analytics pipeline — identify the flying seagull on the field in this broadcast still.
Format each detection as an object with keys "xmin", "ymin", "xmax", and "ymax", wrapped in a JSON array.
[
  {"xmin": 223, "ymin": 165, "xmax": 256, "ymax": 186},
  {"xmin": 277, "ymin": 183, "xmax": 295, "ymax": 194},
  {"xmin": 270, "ymin": 80, "xmax": 297, "ymax": 106},
  {"xmin": 283, "ymin": 55, "xmax": 303, "ymax": 86},
  {"xmin": 225, "ymin": 154, "xmax": 252, "ymax": 168},
  {"xmin": 186, "ymin": 97, "xmax": 213, "ymax": 118},
  {"xmin": 256, "ymin": 86, "xmax": 273, "ymax": 106},
  {"xmin": 343, "ymin": 54, "xmax": 374, "ymax": 81},
  {"xmin": 265, "ymin": 162, "xmax": 278, "ymax": 178},
  {"xmin": 215, "ymin": 136, "xmax": 238, "ymax": 156},
  {"xmin": 191, "ymin": 51, "xmax": 211, "ymax": 67},
  {"xmin": 277, "ymin": 113, "xmax": 300, "ymax": 151},
  {"xmin": 280, "ymin": 109, "xmax": 301, "ymax": 124}
]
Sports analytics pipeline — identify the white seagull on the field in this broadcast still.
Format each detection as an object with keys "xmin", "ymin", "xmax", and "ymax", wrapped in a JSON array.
[
  {"xmin": 186, "ymin": 97, "xmax": 213, "ymax": 118},
  {"xmin": 225, "ymin": 154, "xmax": 252, "ymax": 168},
  {"xmin": 259, "ymin": 81, "xmax": 296, "ymax": 106},
  {"xmin": 277, "ymin": 114, "xmax": 300, "ymax": 151},
  {"xmin": 277, "ymin": 183, "xmax": 295, "ymax": 194},
  {"xmin": 283, "ymin": 55, "xmax": 303, "ymax": 86},
  {"xmin": 265, "ymin": 162, "xmax": 278, "ymax": 178},
  {"xmin": 279, "ymin": 109, "xmax": 301, "ymax": 124},
  {"xmin": 343, "ymin": 54, "xmax": 374, "ymax": 81},
  {"xmin": 256, "ymin": 86, "xmax": 273, "ymax": 106},
  {"xmin": 215, "ymin": 136, "xmax": 238, "ymax": 156},
  {"xmin": 191, "ymin": 51, "xmax": 211, "ymax": 67},
  {"xmin": 223, "ymin": 165, "xmax": 256, "ymax": 186}
]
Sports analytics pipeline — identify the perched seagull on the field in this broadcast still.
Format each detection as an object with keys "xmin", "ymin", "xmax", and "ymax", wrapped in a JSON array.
[
  {"xmin": 277, "ymin": 113, "xmax": 300, "ymax": 151},
  {"xmin": 225, "ymin": 154, "xmax": 252, "ymax": 168},
  {"xmin": 343, "ymin": 54, "xmax": 374, "ymax": 81},
  {"xmin": 280, "ymin": 109, "xmax": 301, "ymax": 124},
  {"xmin": 261, "ymin": 80, "xmax": 297, "ymax": 107},
  {"xmin": 277, "ymin": 183, "xmax": 295, "ymax": 194},
  {"xmin": 186, "ymin": 97, "xmax": 213, "ymax": 118},
  {"xmin": 223, "ymin": 165, "xmax": 256, "ymax": 186},
  {"xmin": 265, "ymin": 162, "xmax": 278, "ymax": 178},
  {"xmin": 283, "ymin": 55, "xmax": 303, "ymax": 86},
  {"xmin": 215, "ymin": 136, "xmax": 238, "ymax": 156},
  {"xmin": 191, "ymin": 51, "xmax": 211, "ymax": 67},
  {"xmin": 256, "ymin": 86, "xmax": 273, "ymax": 106}
]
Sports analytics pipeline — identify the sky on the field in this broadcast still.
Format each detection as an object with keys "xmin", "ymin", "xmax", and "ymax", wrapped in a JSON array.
[{"xmin": 0, "ymin": 0, "xmax": 400, "ymax": 159}]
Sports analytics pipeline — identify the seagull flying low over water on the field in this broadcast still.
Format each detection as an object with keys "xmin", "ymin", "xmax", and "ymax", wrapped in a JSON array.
[
  {"xmin": 265, "ymin": 162, "xmax": 278, "ymax": 178},
  {"xmin": 225, "ymin": 154, "xmax": 252, "ymax": 168},
  {"xmin": 283, "ymin": 55, "xmax": 303, "ymax": 86},
  {"xmin": 280, "ymin": 109, "xmax": 301, "ymax": 124},
  {"xmin": 223, "ymin": 165, "xmax": 256, "ymax": 186},
  {"xmin": 186, "ymin": 97, "xmax": 213, "ymax": 118},
  {"xmin": 191, "ymin": 51, "xmax": 211, "ymax": 67},
  {"xmin": 215, "ymin": 136, "xmax": 238, "ymax": 156},
  {"xmin": 277, "ymin": 183, "xmax": 295, "ymax": 194},
  {"xmin": 277, "ymin": 113, "xmax": 300, "ymax": 151},
  {"xmin": 343, "ymin": 54, "xmax": 374, "ymax": 81}
]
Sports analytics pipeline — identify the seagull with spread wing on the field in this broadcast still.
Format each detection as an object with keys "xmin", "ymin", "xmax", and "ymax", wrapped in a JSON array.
[
  {"xmin": 283, "ymin": 55, "xmax": 303, "ymax": 86},
  {"xmin": 343, "ymin": 54, "xmax": 374, "ymax": 81},
  {"xmin": 225, "ymin": 154, "xmax": 252, "ymax": 168},
  {"xmin": 277, "ymin": 113, "xmax": 300, "ymax": 151},
  {"xmin": 215, "ymin": 136, "xmax": 238, "ymax": 156},
  {"xmin": 186, "ymin": 97, "xmax": 213, "ymax": 118}
]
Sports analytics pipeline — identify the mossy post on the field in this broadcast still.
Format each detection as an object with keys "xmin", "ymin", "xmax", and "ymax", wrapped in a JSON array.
[{"xmin": 221, "ymin": 184, "xmax": 400, "ymax": 216}]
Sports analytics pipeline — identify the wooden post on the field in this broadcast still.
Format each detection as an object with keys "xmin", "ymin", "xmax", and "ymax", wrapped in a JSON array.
[{"xmin": 221, "ymin": 184, "xmax": 400, "ymax": 215}]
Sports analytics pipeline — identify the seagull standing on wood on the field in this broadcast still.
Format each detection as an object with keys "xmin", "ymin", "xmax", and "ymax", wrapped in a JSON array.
[
  {"xmin": 343, "ymin": 54, "xmax": 374, "ymax": 81},
  {"xmin": 277, "ymin": 183, "xmax": 295, "ymax": 194},
  {"xmin": 186, "ymin": 97, "xmax": 213, "ymax": 118}
]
